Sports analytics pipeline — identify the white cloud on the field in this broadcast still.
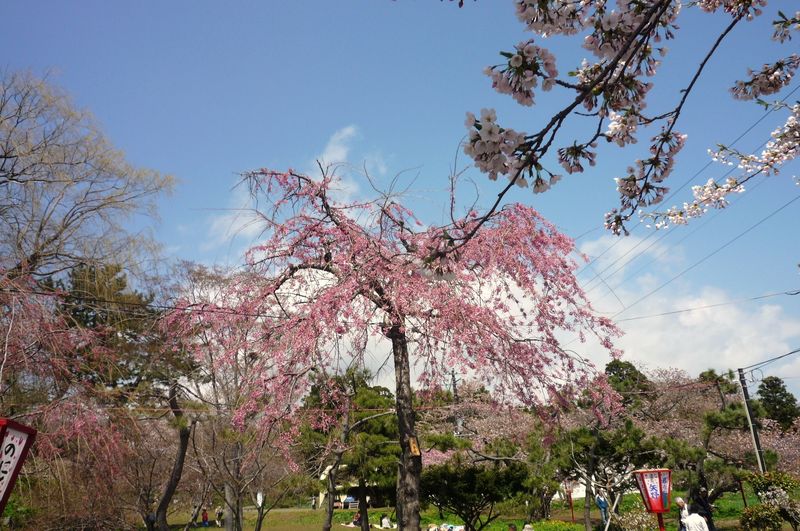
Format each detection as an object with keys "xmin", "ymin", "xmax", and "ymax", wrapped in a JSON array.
[
  {"xmin": 578, "ymin": 233, "xmax": 680, "ymax": 291},
  {"xmin": 617, "ymin": 288, "xmax": 800, "ymax": 370},
  {"xmin": 363, "ymin": 150, "xmax": 389, "ymax": 178},
  {"xmin": 318, "ymin": 125, "xmax": 358, "ymax": 169},
  {"xmin": 307, "ymin": 126, "xmax": 391, "ymax": 204},
  {"xmin": 202, "ymin": 184, "xmax": 264, "ymax": 253},
  {"xmin": 199, "ymin": 126, "xmax": 390, "ymax": 266},
  {"xmin": 573, "ymin": 234, "xmax": 800, "ymax": 395}
]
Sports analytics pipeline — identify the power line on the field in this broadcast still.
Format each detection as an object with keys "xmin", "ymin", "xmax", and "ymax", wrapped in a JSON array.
[
  {"xmin": 0, "ymin": 286, "xmax": 284, "ymax": 320},
  {"xmin": 577, "ymin": 83, "xmax": 799, "ymax": 290},
  {"xmin": 614, "ymin": 289, "xmax": 799, "ymax": 322},
  {"xmin": 612, "ymin": 192, "xmax": 800, "ymax": 318},
  {"xmin": 582, "ymin": 168, "xmax": 739, "ymax": 296},
  {"xmin": 583, "ymin": 150, "xmax": 771, "ymax": 300},
  {"xmin": 4, "ymin": 284, "xmax": 798, "ymax": 335},
  {"xmin": 741, "ymin": 347, "xmax": 800, "ymax": 371}
]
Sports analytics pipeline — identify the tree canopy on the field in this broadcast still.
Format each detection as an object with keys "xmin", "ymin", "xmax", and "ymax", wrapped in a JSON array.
[{"xmin": 758, "ymin": 376, "xmax": 800, "ymax": 431}]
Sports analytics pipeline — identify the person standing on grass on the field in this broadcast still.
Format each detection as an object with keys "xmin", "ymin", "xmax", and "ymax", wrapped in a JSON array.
[
  {"xmin": 675, "ymin": 497, "xmax": 689, "ymax": 531},
  {"xmin": 693, "ymin": 487, "xmax": 716, "ymax": 531},
  {"xmin": 595, "ymin": 492, "xmax": 610, "ymax": 525}
]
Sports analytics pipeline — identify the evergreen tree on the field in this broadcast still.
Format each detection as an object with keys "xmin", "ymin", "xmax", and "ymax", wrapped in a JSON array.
[{"xmin": 758, "ymin": 376, "xmax": 800, "ymax": 431}]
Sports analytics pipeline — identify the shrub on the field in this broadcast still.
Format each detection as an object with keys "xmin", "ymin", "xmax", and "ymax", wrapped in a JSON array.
[
  {"xmin": 748, "ymin": 471, "xmax": 800, "ymax": 497},
  {"xmin": 532, "ymin": 521, "xmax": 584, "ymax": 531},
  {"xmin": 740, "ymin": 504, "xmax": 783, "ymax": 530},
  {"xmin": 607, "ymin": 506, "xmax": 659, "ymax": 531}
]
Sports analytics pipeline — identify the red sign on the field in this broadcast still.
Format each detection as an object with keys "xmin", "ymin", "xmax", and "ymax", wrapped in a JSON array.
[
  {"xmin": 0, "ymin": 419, "xmax": 36, "ymax": 514},
  {"xmin": 633, "ymin": 468, "xmax": 672, "ymax": 513}
]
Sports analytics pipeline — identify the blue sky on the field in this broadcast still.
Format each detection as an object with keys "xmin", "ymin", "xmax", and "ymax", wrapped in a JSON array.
[{"xmin": 5, "ymin": 1, "xmax": 800, "ymax": 394}]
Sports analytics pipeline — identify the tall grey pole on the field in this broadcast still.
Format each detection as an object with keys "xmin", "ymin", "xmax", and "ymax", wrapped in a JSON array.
[{"xmin": 738, "ymin": 368, "xmax": 766, "ymax": 473}]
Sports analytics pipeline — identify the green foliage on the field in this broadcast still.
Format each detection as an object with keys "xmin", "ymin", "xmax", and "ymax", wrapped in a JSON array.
[
  {"xmin": 298, "ymin": 368, "xmax": 399, "ymax": 505},
  {"xmin": 605, "ymin": 360, "xmax": 652, "ymax": 407},
  {"xmin": 421, "ymin": 456, "xmax": 527, "ymax": 530},
  {"xmin": 424, "ymin": 432, "xmax": 472, "ymax": 452},
  {"xmin": 744, "ymin": 472, "xmax": 800, "ymax": 530},
  {"xmin": 2, "ymin": 493, "xmax": 34, "ymax": 525},
  {"xmin": 522, "ymin": 429, "xmax": 561, "ymax": 521},
  {"xmin": 530, "ymin": 520, "xmax": 584, "ymax": 531},
  {"xmin": 342, "ymin": 375, "xmax": 399, "ymax": 488},
  {"xmin": 740, "ymin": 503, "xmax": 784, "ymax": 530},
  {"xmin": 703, "ymin": 402, "xmax": 750, "ymax": 435},
  {"xmin": 56, "ymin": 263, "xmax": 195, "ymax": 392},
  {"xmin": 698, "ymin": 369, "xmax": 739, "ymax": 396},
  {"xmin": 553, "ymin": 420, "xmax": 654, "ymax": 502},
  {"xmin": 747, "ymin": 471, "xmax": 800, "ymax": 497},
  {"xmin": 757, "ymin": 376, "xmax": 800, "ymax": 430}
]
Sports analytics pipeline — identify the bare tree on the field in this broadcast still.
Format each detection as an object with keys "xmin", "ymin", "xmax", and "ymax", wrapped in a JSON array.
[{"xmin": 0, "ymin": 71, "xmax": 173, "ymax": 278}]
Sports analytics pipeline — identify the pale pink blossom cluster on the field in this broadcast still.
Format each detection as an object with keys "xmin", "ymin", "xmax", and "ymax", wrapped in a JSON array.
[
  {"xmin": 463, "ymin": 108, "xmax": 527, "ymax": 183},
  {"xmin": 651, "ymin": 104, "xmax": 798, "ymax": 228},
  {"xmin": 534, "ymin": 172, "xmax": 562, "ymax": 193},
  {"xmin": 484, "ymin": 40, "xmax": 558, "ymax": 106},
  {"xmin": 760, "ymin": 103, "xmax": 800, "ymax": 170},
  {"xmin": 606, "ymin": 110, "xmax": 640, "ymax": 146},
  {"xmin": 582, "ymin": 0, "xmax": 679, "ymax": 75},
  {"xmin": 606, "ymin": 128, "xmax": 687, "ymax": 233},
  {"xmin": 696, "ymin": 0, "xmax": 766, "ymax": 19},
  {"xmin": 465, "ymin": 0, "xmax": 795, "ymax": 233},
  {"xmin": 730, "ymin": 54, "xmax": 800, "ymax": 100},
  {"xmin": 712, "ymin": 103, "xmax": 800, "ymax": 175},
  {"xmin": 466, "ymin": 0, "xmax": 686, "ymax": 232},
  {"xmin": 653, "ymin": 177, "xmax": 744, "ymax": 228},
  {"xmin": 760, "ymin": 487, "xmax": 800, "ymax": 524},
  {"xmin": 574, "ymin": 60, "xmax": 654, "ymax": 112},
  {"xmin": 772, "ymin": 11, "xmax": 800, "ymax": 43},
  {"xmin": 691, "ymin": 177, "xmax": 745, "ymax": 208},
  {"xmin": 558, "ymin": 142, "xmax": 597, "ymax": 173},
  {"xmin": 582, "ymin": 2, "xmax": 678, "ymax": 65},
  {"xmin": 515, "ymin": 0, "xmax": 591, "ymax": 37}
]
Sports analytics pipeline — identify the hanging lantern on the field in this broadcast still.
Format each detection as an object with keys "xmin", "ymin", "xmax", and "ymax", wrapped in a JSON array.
[
  {"xmin": 0, "ymin": 419, "xmax": 36, "ymax": 514},
  {"xmin": 633, "ymin": 468, "xmax": 672, "ymax": 531}
]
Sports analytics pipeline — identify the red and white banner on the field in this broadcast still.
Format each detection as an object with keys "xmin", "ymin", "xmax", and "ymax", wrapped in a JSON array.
[
  {"xmin": 633, "ymin": 468, "xmax": 672, "ymax": 513},
  {"xmin": 0, "ymin": 419, "xmax": 36, "ymax": 514}
]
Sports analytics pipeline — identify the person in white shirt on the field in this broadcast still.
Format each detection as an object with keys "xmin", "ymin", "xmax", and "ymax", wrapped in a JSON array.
[{"xmin": 676, "ymin": 497, "xmax": 708, "ymax": 531}]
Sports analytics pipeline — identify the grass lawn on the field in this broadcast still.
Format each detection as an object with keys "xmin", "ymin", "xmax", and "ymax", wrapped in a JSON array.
[{"xmin": 149, "ymin": 485, "xmax": 791, "ymax": 530}]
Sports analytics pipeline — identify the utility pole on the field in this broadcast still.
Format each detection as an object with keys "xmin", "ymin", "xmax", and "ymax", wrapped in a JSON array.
[{"xmin": 738, "ymin": 368, "xmax": 766, "ymax": 473}]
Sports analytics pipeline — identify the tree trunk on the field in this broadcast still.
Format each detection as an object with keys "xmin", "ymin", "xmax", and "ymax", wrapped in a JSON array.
[
  {"xmin": 323, "ymin": 406, "xmax": 350, "ymax": 531},
  {"xmin": 358, "ymin": 476, "xmax": 370, "ymax": 531},
  {"xmin": 583, "ymin": 454, "xmax": 596, "ymax": 531},
  {"xmin": 322, "ymin": 455, "xmax": 342, "ymax": 531},
  {"xmin": 390, "ymin": 323, "xmax": 422, "ymax": 531},
  {"xmin": 253, "ymin": 499, "xmax": 267, "ymax": 531},
  {"xmin": 583, "ymin": 489, "xmax": 593, "ymax": 531},
  {"xmin": 225, "ymin": 482, "xmax": 238, "ymax": 531},
  {"xmin": 540, "ymin": 487, "xmax": 553, "ymax": 520},
  {"xmin": 223, "ymin": 440, "xmax": 245, "ymax": 531},
  {"xmin": 156, "ymin": 383, "xmax": 193, "ymax": 531}
]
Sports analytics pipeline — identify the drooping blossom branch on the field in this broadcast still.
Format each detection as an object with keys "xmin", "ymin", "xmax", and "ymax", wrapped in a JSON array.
[
  {"xmin": 168, "ymin": 168, "xmax": 621, "ymax": 439},
  {"xmin": 456, "ymin": 0, "xmax": 797, "ymax": 237},
  {"xmin": 646, "ymin": 103, "xmax": 800, "ymax": 227}
]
